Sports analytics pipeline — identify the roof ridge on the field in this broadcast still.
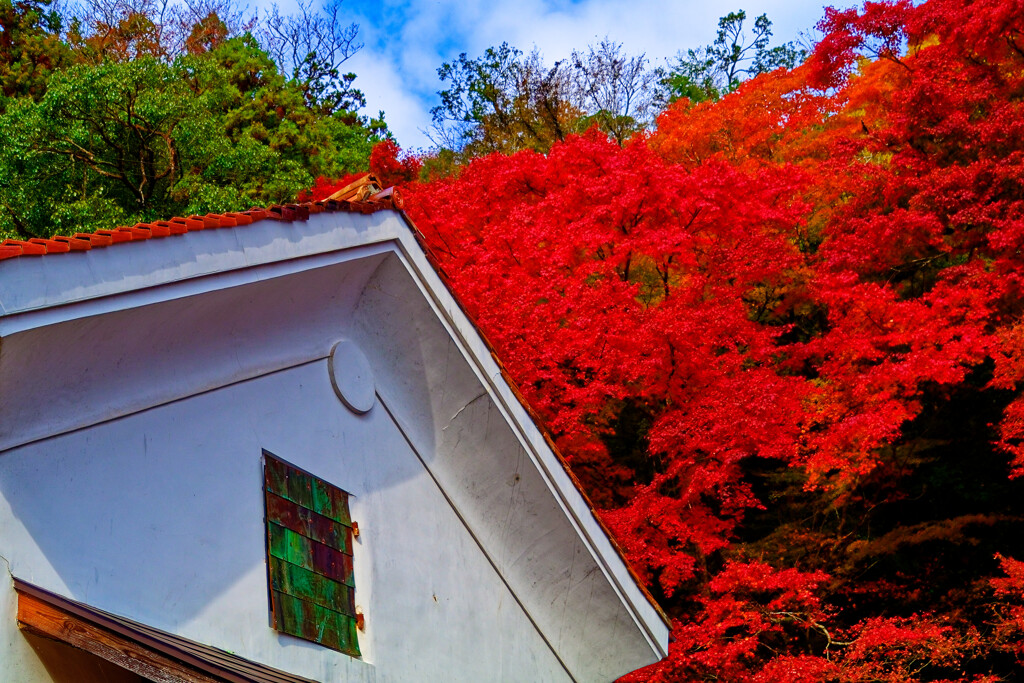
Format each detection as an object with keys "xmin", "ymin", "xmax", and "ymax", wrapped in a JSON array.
[{"xmin": 0, "ymin": 177, "xmax": 402, "ymax": 261}]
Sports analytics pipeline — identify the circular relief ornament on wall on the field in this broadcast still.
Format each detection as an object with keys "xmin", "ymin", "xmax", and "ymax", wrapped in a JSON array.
[{"xmin": 328, "ymin": 339, "xmax": 376, "ymax": 414}]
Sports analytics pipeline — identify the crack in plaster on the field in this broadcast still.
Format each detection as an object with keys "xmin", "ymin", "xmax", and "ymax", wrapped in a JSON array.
[{"xmin": 442, "ymin": 391, "xmax": 488, "ymax": 431}]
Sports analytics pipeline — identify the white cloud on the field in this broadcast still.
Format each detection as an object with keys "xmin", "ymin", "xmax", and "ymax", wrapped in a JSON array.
[
  {"xmin": 321, "ymin": 0, "xmax": 846, "ymax": 148},
  {"xmin": 344, "ymin": 46, "xmax": 438, "ymax": 150}
]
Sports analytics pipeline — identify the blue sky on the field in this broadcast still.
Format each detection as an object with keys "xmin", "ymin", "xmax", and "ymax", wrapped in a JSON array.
[{"xmin": 293, "ymin": 0, "xmax": 853, "ymax": 149}]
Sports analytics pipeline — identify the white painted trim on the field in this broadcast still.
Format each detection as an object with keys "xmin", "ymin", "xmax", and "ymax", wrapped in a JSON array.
[
  {"xmin": 385, "ymin": 225, "xmax": 670, "ymax": 659},
  {"xmin": 0, "ymin": 241, "xmax": 394, "ymax": 337},
  {"xmin": 0, "ymin": 211, "xmax": 403, "ymax": 317},
  {"xmin": 0, "ymin": 357, "xmax": 327, "ymax": 455},
  {"xmin": 375, "ymin": 392, "xmax": 579, "ymax": 683}
]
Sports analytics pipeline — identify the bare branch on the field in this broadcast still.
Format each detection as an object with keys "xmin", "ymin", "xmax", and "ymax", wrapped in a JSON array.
[{"xmin": 256, "ymin": 0, "xmax": 364, "ymax": 112}]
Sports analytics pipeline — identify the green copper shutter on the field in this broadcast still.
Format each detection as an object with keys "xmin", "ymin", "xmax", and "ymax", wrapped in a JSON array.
[{"xmin": 263, "ymin": 450, "xmax": 359, "ymax": 656}]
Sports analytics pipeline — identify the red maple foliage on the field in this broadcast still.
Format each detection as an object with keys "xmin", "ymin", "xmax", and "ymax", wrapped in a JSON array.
[
  {"xmin": 368, "ymin": 139, "xmax": 422, "ymax": 187},
  {"xmin": 295, "ymin": 172, "xmax": 367, "ymax": 202},
  {"xmin": 311, "ymin": 0, "xmax": 1024, "ymax": 678},
  {"xmin": 296, "ymin": 141, "xmax": 423, "ymax": 202}
]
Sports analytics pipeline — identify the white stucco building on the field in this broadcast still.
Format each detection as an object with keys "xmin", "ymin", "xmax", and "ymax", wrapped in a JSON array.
[{"xmin": 0, "ymin": 184, "xmax": 669, "ymax": 682}]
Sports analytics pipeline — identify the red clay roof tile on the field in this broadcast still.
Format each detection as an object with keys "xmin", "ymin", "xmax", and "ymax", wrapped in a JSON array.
[
  {"xmin": 169, "ymin": 217, "xmax": 202, "ymax": 231},
  {"xmin": 138, "ymin": 222, "xmax": 170, "ymax": 237},
  {"xmin": 187, "ymin": 215, "xmax": 218, "ymax": 229},
  {"xmin": 95, "ymin": 229, "xmax": 133, "ymax": 244},
  {"xmin": 268, "ymin": 205, "xmax": 302, "ymax": 221},
  {"xmin": 28, "ymin": 238, "xmax": 71, "ymax": 253},
  {"xmin": 53, "ymin": 236, "xmax": 92, "ymax": 250},
  {"xmin": 118, "ymin": 226, "xmax": 153, "ymax": 239},
  {"xmin": 0, "ymin": 175, "xmax": 398, "ymax": 263},
  {"xmin": 0, "ymin": 245, "xmax": 23, "ymax": 260},
  {"xmin": 211, "ymin": 213, "xmax": 237, "ymax": 228},
  {"xmin": 3, "ymin": 239, "xmax": 46, "ymax": 255},
  {"xmin": 153, "ymin": 220, "xmax": 187, "ymax": 235},
  {"xmin": 74, "ymin": 233, "xmax": 112, "ymax": 247}
]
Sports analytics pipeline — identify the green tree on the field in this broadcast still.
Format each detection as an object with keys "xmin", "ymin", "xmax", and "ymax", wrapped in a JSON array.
[
  {"xmin": 431, "ymin": 42, "xmax": 583, "ymax": 157},
  {"xmin": 0, "ymin": 57, "xmax": 193, "ymax": 238},
  {"xmin": 192, "ymin": 34, "xmax": 385, "ymax": 193},
  {"xmin": 571, "ymin": 39, "xmax": 657, "ymax": 146},
  {"xmin": 0, "ymin": 0, "xmax": 69, "ymax": 109},
  {"xmin": 658, "ymin": 10, "xmax": 804, "ymax": 105},
  {"xmin": 0, "ymin": 35, "xmax": 384, "ymax": 239},
  {"xmin": 256, "ymin": 0, "xmax": 364, "ymax": 115},
  {"xmin": 430, "ymin": 40, "xmax": 656, "ymax": 159}
]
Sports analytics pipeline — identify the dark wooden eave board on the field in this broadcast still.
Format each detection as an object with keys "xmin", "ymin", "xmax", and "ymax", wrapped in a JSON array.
[{"xmin": 14, "ymin": 578, "xmax": 319, "ymax": 683}]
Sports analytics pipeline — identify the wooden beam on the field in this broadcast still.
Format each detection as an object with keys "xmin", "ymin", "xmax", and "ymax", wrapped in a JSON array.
[
  {"xmin": 17, "ymin": 591, "xmax": 224, "ymax": 683},
  {"xmin": 325, "ymin": 173, "xmax": 381, "ymax": 202}
]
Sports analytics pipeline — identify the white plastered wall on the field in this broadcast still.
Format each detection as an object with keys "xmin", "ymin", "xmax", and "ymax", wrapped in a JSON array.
[{"xmin": 0, "ymin": 358, "xmax": 572, "ymax": 682}]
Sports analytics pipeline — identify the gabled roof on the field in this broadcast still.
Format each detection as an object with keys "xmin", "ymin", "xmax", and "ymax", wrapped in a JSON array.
[{"xmin": 0, "ymin": 177, "xmax": 670, "ymax": 681}]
